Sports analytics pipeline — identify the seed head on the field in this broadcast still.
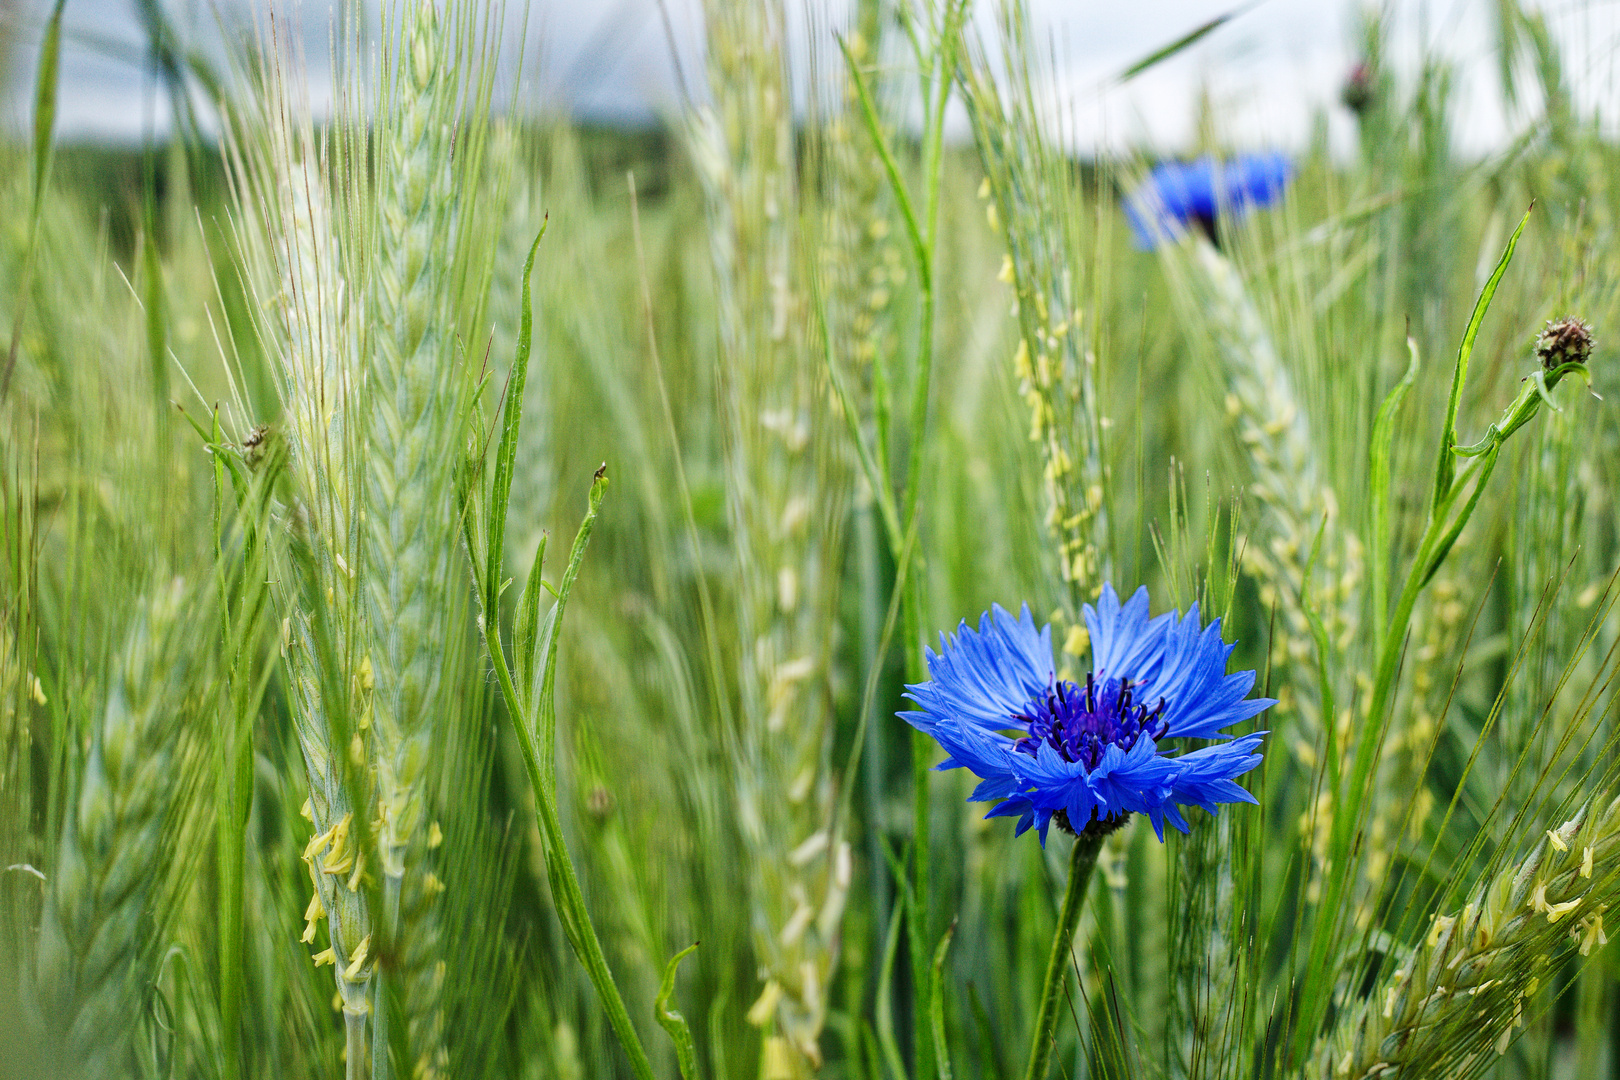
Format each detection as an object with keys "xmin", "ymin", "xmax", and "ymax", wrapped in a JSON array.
[
  {"xmin": 1537, "ymin": 317, "xmax": 1593, "ymax": 370},
  {"xmin": 1342, "ymin": 62, "xmax": 1375, "ymax": 114}
]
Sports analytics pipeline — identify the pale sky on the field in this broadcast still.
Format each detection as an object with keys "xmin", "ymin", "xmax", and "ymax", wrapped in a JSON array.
[{"xmin": 9, "ymin": 0, "xmax": 1620, "ymax": 153}]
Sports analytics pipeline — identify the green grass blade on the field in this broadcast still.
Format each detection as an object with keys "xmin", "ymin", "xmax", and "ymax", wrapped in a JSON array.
[
  {"xmin": 836, "ymin": 33, "xmax": 927, "ymax": 286},
  {"xmin": 1370, "ymin": 334, "xmax": 1420, "ymax": 656},
  {"xmin": 30, "ymin": 0, "xmax": 66, "ymax": 219},
  {"xmin": 655, "ymin": 943, "xmax": 704, "ymax": 1080},
  {"xmin": 1432, "ymin": 206, "xmax": 1530, "ymax": 513},
  {"xmin": 930, "ymin": 922, "xmax": 956, "ymax": 1080},
  {"xmin": 485, "ymin": 222, "xmax": 547, "ymax": 618},
  {"xmin": 141, "ymin": 226, "xmax": 170, "ymax": 409},
  {"xmin": 967, "ymin": 982, "xmax": 1007, "ymax": 1080},
  {"xmin": 874, "ymin": 901, "xmax": 908, "ymax": 1080},
  {"xmin": 478, "ymin": 471, "xmax": 657, "ymax": 1080},
  {"xmin": 535, "ymin": 468, "xmax": 604, "ymax": 792},
  {"xmin": 1, "ymin": 0, "xmax": 67, "ymax": 402},
  {"xmin": 1116, "ymin": 7, "xmax": 1248, "ymax": 83},
  {"xmin": 512, "ymin": 531, "xmax": 549, "ymax": 705}
]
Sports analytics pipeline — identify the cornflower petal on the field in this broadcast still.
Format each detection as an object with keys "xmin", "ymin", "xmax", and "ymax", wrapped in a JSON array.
[
  {"xmin": 902, "ymin": 603, "xmax": 1052, "ymax": 737},
  {"xmin": 1084, "ymin": 584, "xmax": 1171, "ymax": 683},
  {"xmin": 1124, "ymin": 152, "xmax": 1293, "ymax": 250}
]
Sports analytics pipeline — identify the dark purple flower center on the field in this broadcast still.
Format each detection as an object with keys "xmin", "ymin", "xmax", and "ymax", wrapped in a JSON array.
[{"xmin": 1013, "ymin": 673, "xmax": 1167, "ymax": 770}]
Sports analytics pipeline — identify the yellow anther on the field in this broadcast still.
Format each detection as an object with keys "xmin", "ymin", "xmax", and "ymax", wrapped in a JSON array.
[
  {"xmin": 428, "ymin": 821, "xmax": 443, "ymax": 848},
  {"xmin": 320, "ymin": 814, "xmax": 355, "ymax": 875},
  {"xmin": 1546, "ymin": 829, "xmax": 1569, "ymax": 852},
  {"xmin": 343, "ymin": 935, "xmax": 371, "ymax": 981},
  {"xmin": 346, "ymin": 850, "xmax": 366, "ymax": 893},
  {"xmin": 304, "ymin": 813, "xmax": 350, "ymax": 862},
  {"xmin": 1582, "ymin": 846, "xmax": 1594, "ymax": 878},
  {"xmin": 302, "ymin": 890, "xmax": 325, "ymax": 943},
  {"xmin": 746, "ymin": 980, "xmax": 783, "ymax": 1027},
  {"xmin": 1578, "ymin": 914, "xmax": 1607, "ymax": 956},
  {"xmin": 1544, "ymin": 896, "xmax": 1582, "ymax": 924},
  {"xmin": 313, "ymin": 947, "xmax": 336, "ymax": 967},
  {"xmin": 1529, "ymin": 882, "xmax": 1549, "ymax": 913}
]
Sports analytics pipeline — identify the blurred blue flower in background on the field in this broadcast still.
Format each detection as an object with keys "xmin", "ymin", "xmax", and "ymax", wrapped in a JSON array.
[
  {"xmin": 1124, "ymin": 152, "xmax": 1293, "ymax": 249},
  {"xmin": 902, "ymin": 586, "xmax": 1271, "ymax": 844}
]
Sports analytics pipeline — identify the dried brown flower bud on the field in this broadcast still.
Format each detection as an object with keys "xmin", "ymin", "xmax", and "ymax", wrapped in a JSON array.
[
  {"xmin": 1537, "ymin": 317, "xmax": 1594, "ymax": 370},
  {"xmin": 1342, "ymin": 62, "xmax": 1375, "ymax": 114}
]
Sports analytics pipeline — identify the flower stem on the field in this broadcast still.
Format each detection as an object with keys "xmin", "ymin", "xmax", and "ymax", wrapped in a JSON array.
[{"xmin": 1024, "ymin": 831, "xmax": 1104, "ymax": 1080}]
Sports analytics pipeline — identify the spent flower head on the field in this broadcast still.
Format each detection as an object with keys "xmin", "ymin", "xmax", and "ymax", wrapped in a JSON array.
[
  {"xmin": 1537, "ymin": 316, "xmax": 1593, "ymax": 370},
  {"xmin": 1342, "ymin": 61, "xmax": 1376, "ymax": 114},
  {"xmin": 1124, "ymin": 153, "xmax": 1293, "ymax": 250},
  {"xmin": 902, "ymin": 585, "xmax": 1271, "ymax": 844}
]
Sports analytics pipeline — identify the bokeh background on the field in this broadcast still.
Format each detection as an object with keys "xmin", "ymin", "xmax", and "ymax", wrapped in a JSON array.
[{"xmin": 7, "ymin": 0, "xmax": 1620, "ymax": 152}]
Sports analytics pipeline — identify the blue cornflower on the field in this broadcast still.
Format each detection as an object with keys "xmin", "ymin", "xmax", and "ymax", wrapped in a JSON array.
[
  {"xmin": 902, "ymin": 585, "xmax": 1271, "ymax": 844},
  {"xmin": 1124, "ymin": 152, "xmax": 1293, "ymax": 250}
]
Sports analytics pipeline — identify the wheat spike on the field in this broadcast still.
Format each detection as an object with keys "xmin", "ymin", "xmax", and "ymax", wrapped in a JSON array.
[
  {"xmin": 960, "ymin": 24, "xmax": 1109, "ymax": 612},
  {"xmin": 1314, "ymin": 795, "xmax": 1620, "ymax": 1079},
  {"xmin": 690, "ymin": 0, "xmax": 851, "ymax": 1068},
  {"xmin": 33, "ymin": 581, "xmax": 204, "ymax": 1078},
  {"xmin": 360, "ymin": 2, "xmax": 477, "ymax": 1070}
]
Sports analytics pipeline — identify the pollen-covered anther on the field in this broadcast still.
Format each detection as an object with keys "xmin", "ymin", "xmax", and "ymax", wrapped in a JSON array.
[
  {"xmin": 304, "ymin": 811, "xmax": 351, "ymax": 865},
  {"xmin": 343, "ymin": 935, "xmax": 371, "ymax": 981},
  {"xmin": 319, "ymin": 814, "xmax": 355, "ymax": 876},
  {"xmin": 1543, "ymin": 895, "xmax": 1582, "ymax": 924},
  {"xmin": 346, "ymin": 850, "xmax": 366, "ymax": 892},
  {"xmin": 1577, "ymin": 914, "xmax": 1607, "ymax": 956},
  {"xmin": 302, "ymin": 890, "xmax": 325, "ymax": 943}
]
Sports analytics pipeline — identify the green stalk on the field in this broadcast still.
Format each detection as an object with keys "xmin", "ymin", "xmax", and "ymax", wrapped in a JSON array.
[
  {"xmin": 906, "ymin": 11, "xmax": 966, "ymax": 1074},
  {"xmin": 838, "ymin": 8, "xmax": 962, "ymax": 1068},
  {"xmin": 208, "ymin": 413, "xmax": 245, "ymax": 1080},
  {"xmin": 465, "ymin": 240, "xmax": 657, "ymax": 1080},
  {"xmin": 478, "ymin": 476, "xmax": 657, "ymax": 1080},
  {"xmin": 1, "ymin": 0, "xmax": 64, "ymax": 403},
  {"xmin": 1293, "ymin": 208, "xmax": 1553, "ymax": 1063},
  {"xmin": 1024, "ymin": 833, "xmax": 1103, "ymax": 1080}
]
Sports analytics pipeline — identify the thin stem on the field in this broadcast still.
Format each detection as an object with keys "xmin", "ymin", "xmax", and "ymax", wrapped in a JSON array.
[
  {"xmin": 902, "ymin": 9, "xmax": 966, "ymax": 1071},
  {"xmin": 1024, "ymin": 831, "xmax": 1104, "ymax": 1080}
]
